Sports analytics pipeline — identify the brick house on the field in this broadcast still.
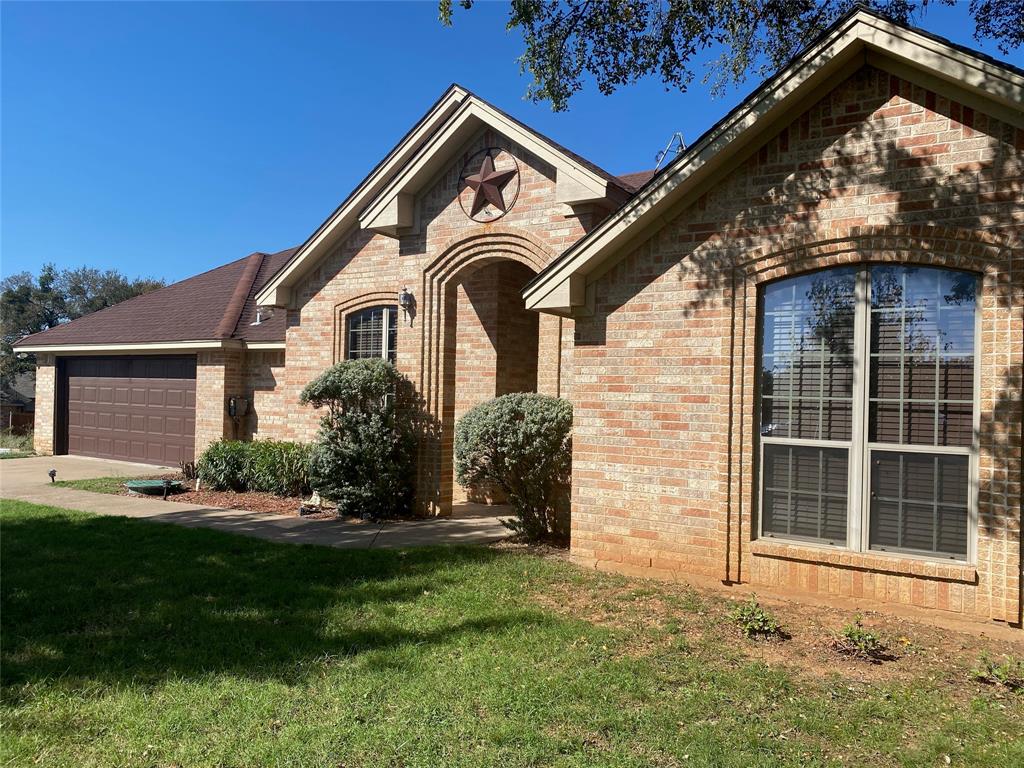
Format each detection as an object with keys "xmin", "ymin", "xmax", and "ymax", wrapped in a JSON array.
[{"xmin": 15, "ymin": 9, "xmax": 1023, "ymax": 626}]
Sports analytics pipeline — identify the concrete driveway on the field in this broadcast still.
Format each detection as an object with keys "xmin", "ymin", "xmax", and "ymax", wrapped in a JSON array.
[{"xmin": 0, "ymin": 455, "xmax": 511, "ymax": 549}]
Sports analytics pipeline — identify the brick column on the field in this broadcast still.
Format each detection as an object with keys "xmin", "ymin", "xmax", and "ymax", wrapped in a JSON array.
[
  {"xmin": 195, "ymin": 348, "xmax": 244, "ymax": 456},
  {"xmin": 32, "ymin": 353, "xmax": 56, "ymax": 455}
]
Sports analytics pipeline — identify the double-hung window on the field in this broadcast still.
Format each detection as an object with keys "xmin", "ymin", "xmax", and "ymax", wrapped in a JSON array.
[
  {"xmin": 758, "ymin": 265, "xmax": 978, "ymax": 561},
  {"xmin": 346, "ymin": 306, "xmax": 398, "ymax": 363}
]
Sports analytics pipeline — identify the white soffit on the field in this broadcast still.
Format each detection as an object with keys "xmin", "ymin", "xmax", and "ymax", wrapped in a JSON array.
[{"xmin": 522, "ymin": 9, "xmax": 1024, "ymax": 315}]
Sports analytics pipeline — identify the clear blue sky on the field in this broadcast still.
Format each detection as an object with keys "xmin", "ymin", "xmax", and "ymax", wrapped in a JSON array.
[{"xmin": 2, "ymin": 1, "xmax": 1020, "ymax": 283}]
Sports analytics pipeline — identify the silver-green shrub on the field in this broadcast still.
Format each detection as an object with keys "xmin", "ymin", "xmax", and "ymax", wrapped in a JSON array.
[{"xmin": 455, "ymin": 393, "xmax": 572, "ymax": 542}]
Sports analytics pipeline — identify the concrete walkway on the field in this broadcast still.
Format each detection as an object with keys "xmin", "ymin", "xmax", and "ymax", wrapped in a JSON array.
[{"xmin": 0, "ymin": 455, "xmax": 511, "ymax": 549}]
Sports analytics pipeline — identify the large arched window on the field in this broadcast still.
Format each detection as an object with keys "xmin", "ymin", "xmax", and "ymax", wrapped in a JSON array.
[
  {"xmin": 346, "ymin": 305, "xmax": 397, "ymax": 363},
  {"xmin": 758, "ymin": 265, "xmax": 978, "ymax": 561}
]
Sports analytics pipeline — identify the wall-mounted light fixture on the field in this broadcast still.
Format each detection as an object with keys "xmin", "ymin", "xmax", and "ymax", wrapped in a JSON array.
[{"xmin": 398, "ymin": 287, "xmax": 415, "ymax": 326}]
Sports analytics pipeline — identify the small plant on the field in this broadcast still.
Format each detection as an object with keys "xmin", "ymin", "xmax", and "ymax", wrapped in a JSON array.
[
  {"xmin": 972, "ymin": 653, "xmax": 1024, "ymax": 691},
  {"xmin": 832, "ymin": 615, "xmax": 890, "ymax": 661},
  {"xmin": 0, "ymin": 429, "xmax": 33, "ymax": 452},
  {"xmin": 245, "ymin": 440, "xmax": 313, "ymax": 496},
  {"xmin": 728, "ymin": 595, "xmax": 783, "ymax": 639},
  {"xmin": 179, "ymin": 460, "xmax": 198, "ymax": 481}
]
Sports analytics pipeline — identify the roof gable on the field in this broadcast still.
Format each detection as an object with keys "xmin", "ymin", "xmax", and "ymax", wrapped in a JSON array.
[
  {"xmin": 255, "ymin": 86, "xmax": 630, "ymax": 307},
  {"xmin": 523, "ymin": 7, "xmax": 1024, "ymax": 315}
]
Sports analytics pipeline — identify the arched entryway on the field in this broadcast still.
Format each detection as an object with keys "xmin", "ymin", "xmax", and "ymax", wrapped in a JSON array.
[
  {"xmin": 416, "ymin": 229, "xmax": 553, "ymax": 516},
  {"xmin": 446, "ymin": 258, "xmax": 539, "ymax": 505}
]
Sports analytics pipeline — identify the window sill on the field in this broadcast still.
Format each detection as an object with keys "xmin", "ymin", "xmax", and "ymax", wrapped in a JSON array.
[{"xmin": 749, "ymin": 539, "xmax": 978, "ymax": 583}]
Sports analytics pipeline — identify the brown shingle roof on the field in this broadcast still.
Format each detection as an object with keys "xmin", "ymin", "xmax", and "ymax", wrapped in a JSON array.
[
  {"xmin": 14, "ymin": 246, "xmax": 298, "ymax": 348},
  {"xmin": 616, "ymin": 170, "xmax": 657, "ymax": 192}
]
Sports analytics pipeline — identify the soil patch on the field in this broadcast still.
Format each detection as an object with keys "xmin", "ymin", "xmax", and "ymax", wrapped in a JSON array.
[{"xmin": 532, "ymin": 571, "xmax": 1024, "ymax": 699}]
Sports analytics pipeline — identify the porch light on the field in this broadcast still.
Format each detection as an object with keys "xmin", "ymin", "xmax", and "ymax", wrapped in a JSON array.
[{"xmin": 398, "ymin": 287, "xmax": 415, "ymax": 325}]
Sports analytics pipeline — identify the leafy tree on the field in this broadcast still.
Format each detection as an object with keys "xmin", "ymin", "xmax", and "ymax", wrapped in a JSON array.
[
  {"xmin": 439, "ymin": 0, "xmax": 1023, "ymax": 111},
  {"xmin": 0, "ymin": 265, "xmax": 164, "ymax": 378}
]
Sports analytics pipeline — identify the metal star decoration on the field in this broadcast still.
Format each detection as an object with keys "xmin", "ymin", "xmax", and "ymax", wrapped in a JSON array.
[{"xmin": 463, "ymin": 152, "xmax": 517, "ymax": 217}]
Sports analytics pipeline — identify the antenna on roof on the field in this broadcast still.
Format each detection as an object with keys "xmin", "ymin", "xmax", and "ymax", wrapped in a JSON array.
[{"xmin": 654, "ymin": 132, "xmax": 686, "ymax": 171}]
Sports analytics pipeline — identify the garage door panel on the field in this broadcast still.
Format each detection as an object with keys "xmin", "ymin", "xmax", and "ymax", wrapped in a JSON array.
[{"xmin": 64, "ymin": 356, "xmax": 197, "ymax": 465}]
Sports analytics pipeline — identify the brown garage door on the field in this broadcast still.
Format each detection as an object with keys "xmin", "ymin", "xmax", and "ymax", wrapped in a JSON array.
[{"xmin": 61, "ymin": 356, "xmax": 197, "ymax": 465}]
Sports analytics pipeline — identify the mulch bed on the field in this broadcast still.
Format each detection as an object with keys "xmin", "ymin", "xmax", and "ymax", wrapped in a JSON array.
[{"xmin": 123, "ymin": 475, "xmax": 350, "ymax": 520}]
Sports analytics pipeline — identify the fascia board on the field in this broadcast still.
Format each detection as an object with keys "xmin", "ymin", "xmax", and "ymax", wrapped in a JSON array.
[{"xmin": 254, "ymin": 87, "xmax": 469, "ymax": 307}]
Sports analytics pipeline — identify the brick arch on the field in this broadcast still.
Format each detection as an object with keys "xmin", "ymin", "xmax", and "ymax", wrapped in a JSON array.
[
  {"xmin": 738, "ymin": 224, "xmax": 1017, "ymax": 284},
  {"xmin": 331, "ymin": 291, "xmax": 399, "ymax": 363},
  {"xmin": 415, "ymin": 227, "xmax": 555, "ymax": 516}
]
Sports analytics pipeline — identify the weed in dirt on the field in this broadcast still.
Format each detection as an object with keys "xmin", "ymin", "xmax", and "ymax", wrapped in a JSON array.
[
  {"xmin": 972, "ymin": 653, "xmax": 1024, "ymax": 691},
  {"xmin": 728, "ymin": 595, "xmax": 785, "ymax": 640},
  {"xmin": 832, "ymin": 615, "xmax": 894, "ymax": 662}
]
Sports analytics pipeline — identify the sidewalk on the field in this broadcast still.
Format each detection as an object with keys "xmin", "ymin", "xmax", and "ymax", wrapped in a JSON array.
[{"xmin": 0, "ymin": 456, "xmax": 510, "ymax": 549}]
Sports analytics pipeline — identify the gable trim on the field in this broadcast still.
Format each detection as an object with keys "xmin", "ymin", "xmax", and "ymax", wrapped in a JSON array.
[
  {"xmin": 254, "ymin": 85, "xmax": 471, "ymax": 307},
  {"xmin": 522, "ymin": 8, "xmax": 1024, "ymax": 315},
  {"xmin": 358, "ymin": 97, "xmax": 624, "ymax": 237}
]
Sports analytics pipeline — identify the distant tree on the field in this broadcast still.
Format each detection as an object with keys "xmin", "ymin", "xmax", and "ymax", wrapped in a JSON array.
[
  {"xmin": 439, "ymin": 0, "xmax": 1023, "ymax": 111},
  {"xmin": 0, "ymin": 265, "xmax": 164, "ymax": 378}
]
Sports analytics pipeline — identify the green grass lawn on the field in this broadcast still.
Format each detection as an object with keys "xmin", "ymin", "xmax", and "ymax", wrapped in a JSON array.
[
  {"xmin": 2, "ymin": 500, "xmax": 1021, "ymax": 767},
  {"xmin": 53, "ymin": 475, "xmax": 150, "ymax": 493},
  {"xmin": 0, "ymin": 431, "xmax": 34, "ymax": 459},
  {"xmin": 0, "ymin": 451, "xmax": 34, "ymax": 460}
]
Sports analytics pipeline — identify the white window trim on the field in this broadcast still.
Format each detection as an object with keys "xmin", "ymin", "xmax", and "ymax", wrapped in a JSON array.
[
  {"xmin": 755, "ymin": 265, "xmax": 980, "ymax": 565},
  {"xmin": 345, "ymin": 305, "xmax": 397, "ymax": 362}
]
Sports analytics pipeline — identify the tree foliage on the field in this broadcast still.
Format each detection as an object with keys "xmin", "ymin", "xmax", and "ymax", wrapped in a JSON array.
[
  {"xmin": 455, "ymin": 393, "xmax": 572, "ymax": 542},
  {"xmin": 439, "ymin": 0, "xmax": 1023, "ymax": 111},
  {"xmin": 0, "ymin": 265, "xmax": 164, "ymax": 378}
]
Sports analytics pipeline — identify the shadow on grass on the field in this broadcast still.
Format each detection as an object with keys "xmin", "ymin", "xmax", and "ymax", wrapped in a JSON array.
[{"xmin": 0, "ymin": 505, "xmax": 548, "ymax": 692}]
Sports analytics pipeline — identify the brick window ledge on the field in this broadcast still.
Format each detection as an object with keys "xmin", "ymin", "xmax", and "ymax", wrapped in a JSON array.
[{"xmin": 749, "ymin": 539, "xmax": 978, "ymax": 584}]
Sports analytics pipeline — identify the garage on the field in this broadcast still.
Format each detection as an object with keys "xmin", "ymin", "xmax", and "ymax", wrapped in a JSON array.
[{"xmin": 58, "ymin": 356, "xmax": 196, "ymax": 465}]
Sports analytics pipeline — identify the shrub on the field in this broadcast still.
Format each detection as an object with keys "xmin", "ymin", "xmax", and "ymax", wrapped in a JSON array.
[
  {"xmin": 245, "ymin": 440, "xmax": 313, "ymax": 496},
  {"xmin": 195, "ymin": 439, "xmax": 312, "ymax": 496},
  {"xmin": 300, "ymin": 359, "xmax": 416, "ymax": 519},
  {"xmin": 196, "ymin": 440, "xmax": 250, "ymax": 491},
  {"xmin": 832, "ymin": 616, "xmax": 890, "ymax": 661},
  {"xmin": 972, "ymin": 653, "xmax": 1024, "ymax": 691},
  {"xmin": 455, "ymin": 393, "xmax": 572, "ymax": 542},
  {"xmin": 0, "ymin": 430, "xmax": 33, "ymax": 452},
  {"xmin": 728, "ymin": 595, "xmax": 783, "ymax": 639}
]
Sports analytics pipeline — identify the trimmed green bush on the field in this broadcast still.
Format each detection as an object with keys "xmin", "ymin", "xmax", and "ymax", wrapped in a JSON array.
[
  {"xmin": 196, "ymin": 440, "xmax": 250, "ymax": 492},
  {"xmin": 455, "ymin": 393, "xmax": 572, "ymax": 542},
  {"xmin": 196, "ymin": 439, "xmax": 312, "ymax": 496},
  {"xmin": 300, "ymin": 359, "xmax": 416, "ymax": 519},
  {"xmin": 245, "ymin": 440, "xmax": 313, "ymax": 496}
]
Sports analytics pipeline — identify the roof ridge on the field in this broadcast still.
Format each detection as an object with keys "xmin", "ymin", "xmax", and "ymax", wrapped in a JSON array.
[{"xmin": 217, "ymin": 252, "xmax": 265, "ymax": 339}]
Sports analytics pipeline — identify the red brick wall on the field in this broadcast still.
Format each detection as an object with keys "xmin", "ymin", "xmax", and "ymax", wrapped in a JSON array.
[{"xmin": 572, "ymin": 65, "xmax": 1023, "ymax": 624}]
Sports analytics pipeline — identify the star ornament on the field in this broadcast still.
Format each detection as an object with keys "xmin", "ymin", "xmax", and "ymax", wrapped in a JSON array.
[{"xmin": 460, "ymin": 150, "xmax": 519, "ymax": 221}]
